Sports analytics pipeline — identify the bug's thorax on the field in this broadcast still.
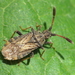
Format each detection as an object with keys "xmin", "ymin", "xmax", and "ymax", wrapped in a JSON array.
[
  {"xmin": 43, "ymin": 30, "xmax": 52, "ymax": 39},
  {"xmin": 32, "ymin": 31, "xmax": 46, "ymax": 45}
]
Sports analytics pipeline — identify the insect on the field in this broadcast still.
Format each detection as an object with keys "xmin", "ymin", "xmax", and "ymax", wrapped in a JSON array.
[{"xmin": 1, "ymin": 7, "xmax": 73, "ymax": 61}]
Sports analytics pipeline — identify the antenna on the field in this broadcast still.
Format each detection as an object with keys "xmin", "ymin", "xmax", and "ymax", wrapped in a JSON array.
[
  {"xmin": 51, "ymin": 33, "xmax": 73, "ymax": 44},
  {"xmin": 48, "ymin": 7, "xmax": 56, "ymax": 31}
]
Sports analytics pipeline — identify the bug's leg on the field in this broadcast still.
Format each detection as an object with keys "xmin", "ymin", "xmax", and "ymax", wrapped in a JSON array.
[
  {"xmin": 10, "ymin": 30, "xmax": 22, "ymax": 38},
  {"xmin": 18, "ymin": 52, "xmax": 34, "ymax": 65},
  {"xmin": 19, "ymin": 26, "xmax": 32, "ymax": 31},
  {"xmin": 36, "ymin": 25, "xmax": 42, "ymax": 31},
  {"xmin": 46, "ymin": 42, "xmax": 55, "ymax": 49},
  {"xmin": 20, "ymin": 25, "xmax": 41, "ymax": 31},
  {"xmin": 38, "ymin": 49, "xmax": 45, "ymax": 60},
  {"xmin": 46, "ymin": 42, "xmax": 64, "ymax": 59},
  {"xmin": 43, "ymin": 22, "xmax": 47, "ymax": 30},
  {"xmin": 3, "ymin": 40, "xmax": 10, "ymax": 46},
  {"xmin": 23, "ymin": 52, "xmax": 34, "ymax": 60}
]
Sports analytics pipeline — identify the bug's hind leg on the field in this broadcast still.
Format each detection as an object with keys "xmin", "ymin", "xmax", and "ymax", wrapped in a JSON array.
[
  {"xmin": 10, "ymin": 30, "xmax": 22, "ymax": 38},
  {"xmin": 18, "ymin": 52, "xmax": 34, "ymax": 65},
  {"xmin": 3, "ymin": 40, "xmax": 10, "ymax": 46},
  {"xmin": 22, "ymin": 52, "xmax": 34, "ymax": 61},
  {"xmin": 3, "ymin": 31, "xmax": 22, "ymax": 45}
]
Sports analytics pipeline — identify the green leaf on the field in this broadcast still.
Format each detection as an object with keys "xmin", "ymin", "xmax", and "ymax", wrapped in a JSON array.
[{"xmin": 0, "ymin": 0, "xmax": 75, "ymax": 75}]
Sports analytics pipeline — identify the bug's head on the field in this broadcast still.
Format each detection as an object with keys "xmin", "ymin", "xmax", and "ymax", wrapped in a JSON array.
[{"xmin": 43, "ymin": 7, "xmax": 73, "ymax": 44}]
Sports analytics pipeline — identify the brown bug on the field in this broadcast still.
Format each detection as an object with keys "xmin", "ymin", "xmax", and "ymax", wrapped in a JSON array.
[{"xmin": 1, "ymin": 7, "xmax": 73, "ymax": 61}]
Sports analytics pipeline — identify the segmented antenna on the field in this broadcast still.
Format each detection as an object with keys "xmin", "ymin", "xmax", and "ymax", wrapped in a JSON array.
[
  {"xmin": 48, "ymin": 7, "xmax": 56, "ymax": 31},
  {"xmin": 51, "ymin": 33, "xmax": 73, "ymax": 44}
]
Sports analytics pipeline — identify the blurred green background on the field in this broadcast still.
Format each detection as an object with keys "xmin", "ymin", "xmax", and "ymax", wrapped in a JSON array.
[{"xmin": 0, "ymin": 0, "xmax": 75, "ymax": 75}]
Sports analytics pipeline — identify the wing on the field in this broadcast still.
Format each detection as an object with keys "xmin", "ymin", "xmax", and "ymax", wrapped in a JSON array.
[
  {"xmin": 16, "ymin": 42, "xmax": 39, "ymax": 60},
  {"xmin": 2, "ymin": 32, "xmax": 39, "ymax": 60}
]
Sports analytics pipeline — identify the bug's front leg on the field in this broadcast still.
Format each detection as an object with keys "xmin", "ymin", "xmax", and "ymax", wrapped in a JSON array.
[
  {"xmin": 46, "ymin": 42, "xmax": 64, "ymax": 59},
  {"xmin": 10, "ymin": 30, "xmax": 23, "ymax": 38},
  {"xmin": 46, "ymin": 42, "xmax": 55, "ymax": 49}
]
